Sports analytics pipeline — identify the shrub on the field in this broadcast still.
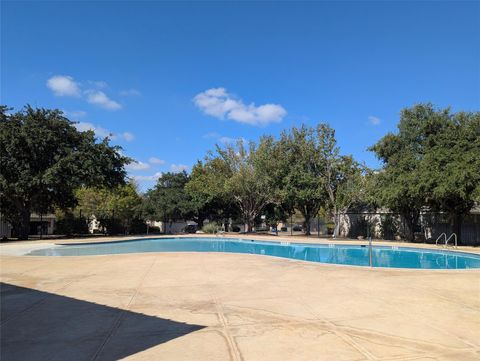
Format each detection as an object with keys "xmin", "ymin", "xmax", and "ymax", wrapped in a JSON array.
[
  {"xmin": 202, "ymin": 223, "xmax": 220, "ymax": 234},
  {"xmin": 54, "ymin": 213, "xmax": 89, "ymax": 235},
  {"xmin": 148, "ymin": 226, "xmax": 160, "ymax": 233}
]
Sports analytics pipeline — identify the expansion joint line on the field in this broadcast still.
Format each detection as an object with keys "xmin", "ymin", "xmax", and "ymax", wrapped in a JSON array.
[
  {"xmin": 90, "ymin": 256, "xmax": 158, "ymax": 361},
  {"xmin": 210, "ymin": 290, "xmax": 242, "ymax": 361}
]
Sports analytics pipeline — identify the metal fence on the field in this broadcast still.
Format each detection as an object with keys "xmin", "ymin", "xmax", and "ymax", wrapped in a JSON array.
[{"xmin": 336, "ymin": 212, "xmax": 480, "ymax": 246}]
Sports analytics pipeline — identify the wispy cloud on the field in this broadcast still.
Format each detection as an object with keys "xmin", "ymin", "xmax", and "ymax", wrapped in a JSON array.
[
  {"xmin": 368, "ymin": 115, "xmax": 381, "ymax": 126},
  {"xmin": 46, "ymin": 75, "xmax": 81, "ymax": 97},
  {"xmin": 122, "ymin": 132, "xmax": 135, "ymax": 142},
  {"xmin": 46, "ymin": 75, "xmax": 124, "ymax": 111},
  {"xmin": 126, "ymin": 161, "xmax": 150, "ymax": 171},
  {"xmin": 85, "ymin": 90, "xmax": 122, "ymax": 110},
  {"xmin": 203, "ymin": 132, "xmax": 245, "ymax": 145},
  {"xmin": 74, "ymin": 122, "xmax": 134, "ymax": 142},
  {"xmin": 64, "ymin": 110, "xmax": 87, "ymax": 118},
  {"xmin": 148, "ymin": 157, "xmax": 165, "ymax": 165},
  {"xmin": 170, "ymin": 164, "xmax": 189, "ymax": 173},
  {"xmin": 120, "ymin": 88, "xmax": 141, "ymax": 96},
  {"xmin": 88, "ymin": 80, "xmax": 108, "ymax": 89},
  {"xmin": 75, "ymin": 122, "xmax": 112, "ymax": 138},
  {"xmin": 132, "ymin": 172, "xmax": 163, "ymax": 182},
  {"xmin": 193, "ymin": 87, "xmax": 287, "ymax": 126}
]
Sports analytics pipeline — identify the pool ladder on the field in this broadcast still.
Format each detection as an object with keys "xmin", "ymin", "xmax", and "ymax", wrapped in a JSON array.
[{"xmin": 435, "ymin": 233, "xmax": 457, "ymax": 248}]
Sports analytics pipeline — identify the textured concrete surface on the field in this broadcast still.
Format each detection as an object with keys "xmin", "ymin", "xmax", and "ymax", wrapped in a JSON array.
[{"xmin": 1, "ymin": 237, "xmax": 479, "ymax": 361}]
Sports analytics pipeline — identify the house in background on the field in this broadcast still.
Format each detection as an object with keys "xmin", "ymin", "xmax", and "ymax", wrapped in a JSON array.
[{"xmin": 0, "ymin": 213, "xmax": 56, "ymax": 238}]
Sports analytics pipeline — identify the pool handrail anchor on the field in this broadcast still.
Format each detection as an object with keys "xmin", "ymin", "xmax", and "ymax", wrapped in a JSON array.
[
  {"xmin": 445, "ymin": 233, "xmax": 457, "ymax": 248},
  {"xmin": 435, "ymin": 233, "xmax": 447, "ymax": 246}
]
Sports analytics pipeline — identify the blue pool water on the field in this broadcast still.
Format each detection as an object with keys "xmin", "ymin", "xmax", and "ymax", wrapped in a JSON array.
[{"xmin": 26, "ymin": 237, "xmax": 480, "ymax": 269}]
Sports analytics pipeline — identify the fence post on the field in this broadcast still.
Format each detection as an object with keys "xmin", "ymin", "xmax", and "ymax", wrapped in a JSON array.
[{"xmin": 317, "ymin": 217, "xmax": 320, "ymax": 238}]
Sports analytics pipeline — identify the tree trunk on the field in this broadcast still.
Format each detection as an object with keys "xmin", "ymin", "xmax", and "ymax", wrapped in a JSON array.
[
  {"xmin": 403, "ymin": 211, "xmax": 419, "ymax": 242},
  {"xmin": 197, "ymin": 218, "xmax": 204, "ymax": 229},
  {"xmin": 244, "ymin": 221, "xmax": 251, "ymax": 233},
  {"xmin": 332, "ymin": 205, "xmax": 338, "ymax": 238},
  {"xmin": 18, "ymin": 207, "xmax": 31, "ymax": 240},
  {"xmin": 304, "ymin": 214, "xmax": 311, "ymax": 235}
]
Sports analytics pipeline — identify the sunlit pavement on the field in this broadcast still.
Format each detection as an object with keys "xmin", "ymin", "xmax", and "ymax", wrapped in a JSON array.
[{"xmin": 1, "ymin": 236, "xmax": 479, "ymax": 361}]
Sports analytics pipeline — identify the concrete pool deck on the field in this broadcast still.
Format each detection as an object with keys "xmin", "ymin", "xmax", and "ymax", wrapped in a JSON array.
[{"xmin": 1, "ymin": 235, "xmax": 479, "ymax": 360}]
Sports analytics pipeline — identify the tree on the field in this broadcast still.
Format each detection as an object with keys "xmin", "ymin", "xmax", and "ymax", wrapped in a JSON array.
[
  {"xmin": 76, "ymin": 183, "xmax": 143, "ymax": 234},
  {"xmin": 185, "ymin": 158, "xmax": 236, "ymax": 229},
  {"xmin": 369, "ymin": 104, "xmax": 480, "ymax": 242},
  {"xmin": 140, "ymin": 172, "xmax": 191, "ymax": 233},
  {"xmin": 419, "ymin": 109, "xmax": 480, "ymax": 241},
  {"xmin": 0, "ymin": 106, "xmax": 129, "ymax": 239},
  {"xmin": 277, "ymin": 125, "xmax": 327, "ymax": 235},
  {"xmin": 216, "ymin": 138, "xmax": 277, "ymax": 233},
  {"xmin": 315, "ymin": 124, "xmax": 369, "ymax": 237}
]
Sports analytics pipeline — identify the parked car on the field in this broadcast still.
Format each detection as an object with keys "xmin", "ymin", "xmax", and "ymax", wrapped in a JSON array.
[{"xmin": 292, "ymin": 224, "xmax": 303, "ymax": 232}]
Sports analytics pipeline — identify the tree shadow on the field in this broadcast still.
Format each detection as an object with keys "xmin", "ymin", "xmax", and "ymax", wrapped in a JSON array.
[{"xmin": 0, "ymin": 282, "xmax": 206, "ymax": 361}]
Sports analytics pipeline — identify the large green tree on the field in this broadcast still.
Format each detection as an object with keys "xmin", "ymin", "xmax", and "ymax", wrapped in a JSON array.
[
  {"xmin": 185, "ymin": 158, "xmax": 238, "ymax": 229},
  {"xmin": 0, "ymin": 106, "xmax": 129, "ymax": 239},
  {"xmin": 419, "ymin": 109, "xmax": 480, "ymax": 240},
  {"xmin": 216, "ymin": 138, "xmax": 277, "ymax": 233},
  {"xmin": 140, "ymin": 172, "xmax": 191, "ymax": 233},
  {"xmin": 315, "ymin": 124, "xmax": 370, "ymax": 237},
  {"xmin": 277, "ymin": 125, "xmax": 327, "ymax": 235},
  {"xmin": 75, "ymin": 182, "xmax": 143, "ymax": 234},
  {"xmin": 370, "ymin": 104, "xmax": 480, "ymax": 242}
]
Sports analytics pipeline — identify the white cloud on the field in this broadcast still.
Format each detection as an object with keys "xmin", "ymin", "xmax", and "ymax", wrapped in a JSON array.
[
  {"xmin": 218, "ymin": 136, "xmax": 246, "ymax": 144},
  {"xmin": 122, "ymin": 132, "xmax": 135, "ymax": 142},
  {"xmin": 65, "ymin": 110, "xmax": 87, "ymax": 118},
  {"xmin": 132, "ymin": 172, "xmax": 163, "ymax": 182},
  {"xmin": 46, "ymin": 75, "xmax": 125, "ymax": 111},
  {"xmin": 193, "ymin": 87, "xmax": 287, "ymax": 126},
  {"xmin": 368, "ymin": 116, "xmax": 381, "ymax": 125},
  {"xmin": 120, "ymin": 88, "xmax": 141, "ymax": 96},
  {"xmin": 148, "ymin": 157, "xmax": 165, "ymax": 165},
  {"xmin": 47, "ymin": 75, "xmax": 81, "ymax": 97},
  {"xmin": 85, "ymin": 90, "xmax": 122, "ymax": 110},
  {"xmin": 74, "ymin": 122, "xmax": 134, "ymax": 142},
  {"xmin": 88, "ymin": 80, "xmax": 108, "ymax": 89},
  {"xmin": 74, "ymin": 122, "xmax": 113, "ymax": 138},
  {"xmin": 170, "ymin": 164, "xmax": 189, "ymax": 173},
  {"xmin": 203, "ymin": 132, "xmax": 245, "ymax": 145},
  {"xmin": 126, "ymin": 161, "xmax": 150, "ymax": 171}
]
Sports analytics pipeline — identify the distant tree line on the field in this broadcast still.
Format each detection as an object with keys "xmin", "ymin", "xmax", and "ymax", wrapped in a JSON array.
[{"xmin": 1, "ymin": 104, "xmax": 479, "ymax": 242}]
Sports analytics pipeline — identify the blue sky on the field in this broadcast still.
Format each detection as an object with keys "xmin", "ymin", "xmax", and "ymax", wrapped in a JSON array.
[{"xmin": 2, "ymin": 1, "xmax": 479, "ymax": 190}]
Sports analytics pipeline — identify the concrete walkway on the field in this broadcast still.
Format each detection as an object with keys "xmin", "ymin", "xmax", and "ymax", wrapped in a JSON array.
[{"xmin": 1, "ymin": 236, "xmax": 479, "ymax": 360}]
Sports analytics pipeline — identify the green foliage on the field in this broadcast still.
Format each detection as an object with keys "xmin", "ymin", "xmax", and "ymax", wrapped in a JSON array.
[
  {"xmin": 369, "ymin": 104, "xmax": 480, "ymax": 242},
  {"xmin": 74, "ymin": 182, "xmax": 143, "ymax": 235},
  {"xmin": 215, "ymin": 138, "xmax": 277, "ymax": 232},
  {"xmin": 140, "ymin": 172, "xmax": 192, "ymax": 232},
  {"xmin": 276, "ymin": 125, "xmax": 332, "ymax": 235},
  {"xmin": 185, "ymin": 158, "xmax": 237, "ymax": 227},
  {"xmin": 54, "ymin": 210, "xmax": 89, "ymax": 236},
  {"xmin": 202, "ymin": 223, "xmax": 220, "ymax": 234},
  {"xmin": 0, "ymin": 105, "xmax": 129, "ymax": 239}
]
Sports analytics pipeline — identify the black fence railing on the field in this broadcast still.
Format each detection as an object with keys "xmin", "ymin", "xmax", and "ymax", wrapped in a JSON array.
[{"xmin": 335, "ymin": 212, "xmax": 480, "ymax": 246}]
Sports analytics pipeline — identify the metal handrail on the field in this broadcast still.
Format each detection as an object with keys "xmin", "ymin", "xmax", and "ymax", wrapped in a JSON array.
[
  {"xmin": 435, "ymin": 233, "xmax": 447, "ymax": 246},
  {"xmin": 446, "ymin": 233, "xmax": 457, "ymax": 248}
]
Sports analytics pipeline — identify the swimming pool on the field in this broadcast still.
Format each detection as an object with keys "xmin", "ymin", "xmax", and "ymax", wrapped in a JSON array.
[{"xmin": 25, "ymin": 237, "xmax": 480, "ymax": 269}]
